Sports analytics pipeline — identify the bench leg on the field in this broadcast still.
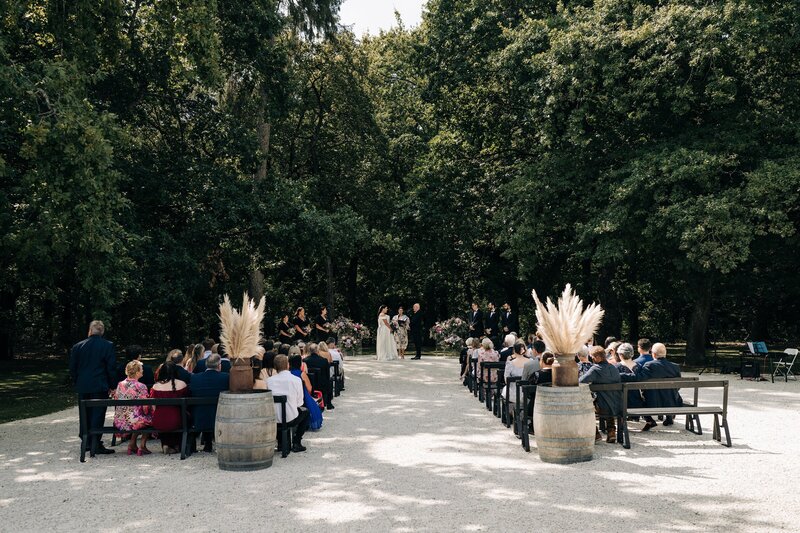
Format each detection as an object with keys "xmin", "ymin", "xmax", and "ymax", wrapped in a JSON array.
[
  {"xmin": 180, "ymin": 431, "xmax": 188, "ymax": 460},
  {"xmin": 621, "ymin": 419, "xmax": 631, "ymax": 449},
  {"xmin": 721, "ymin": 418, "xmax": 731, "ymax": 447},
  {"xmin": 694, "ymin": 415, "xmax": 702, "ymax": 435},
  {"xmin": 80, "ymin": 434, "xmax": 87, "ymax": 463}
]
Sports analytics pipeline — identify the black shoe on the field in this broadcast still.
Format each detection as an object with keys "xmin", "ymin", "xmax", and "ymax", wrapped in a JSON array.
[
  {"xmin": 291, "ymin": 443, "xmax": 307, "ymax": 453},
  {"xmin": 412, "ymin": 356, "xmax": 421, "ymax": 360},
  {"xmin": 203, "ymin": 445, "xmax": 213, "ymax": 452},
  {"xmin": 641, "ymin": 421, "xmax": 657, "ymax": 432},
  {"xmin": 327, "ymin": 404, "xmax": 335, "ymax": 410},
  {"xmin": 663, "ymin": 417, "xmax": 674, "ymax": 426},
  {"xmin": 93, "ymin": 446, "xmax": 115, "ymax": 455}
]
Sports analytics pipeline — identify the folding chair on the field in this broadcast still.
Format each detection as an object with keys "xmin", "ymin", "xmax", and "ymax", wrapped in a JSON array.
[{"xmin": 772, "ymin": 349, "xmax": 798, "ymax": 383}]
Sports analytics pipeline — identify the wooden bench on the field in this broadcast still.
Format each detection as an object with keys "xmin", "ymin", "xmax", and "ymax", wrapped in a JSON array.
[
  {"xmin": 79, "ymin": 397, "xmax": 217, "ymax": 462},
  {"xmin": 622, "ymin": 379, "xmax": 731, "ymax": 448},
  {"xmin": 79, "ymin": 394, "xmax": 297, "ymax": 462},
  {"xmin": 480, "ymin": 361, "xmax": 505, "ymax": 414}
]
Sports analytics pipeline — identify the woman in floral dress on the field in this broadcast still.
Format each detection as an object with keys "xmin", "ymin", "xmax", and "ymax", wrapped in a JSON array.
[
  {"xmin": 392, "ymin": 306, "xmax": 410, "ymax": 359},
  {"xmin": 113, "ymin": 360, "xmax": 153, "ymax": 455}
]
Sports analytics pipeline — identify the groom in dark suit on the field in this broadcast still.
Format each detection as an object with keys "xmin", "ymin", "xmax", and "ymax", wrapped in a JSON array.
[
  {"xmin": 409, "ymin": 303, "xmax": 424, "ymax": 359},
  {"xmin": 501, "ymin": 303, "xmax": 520, "ymax": 335}
]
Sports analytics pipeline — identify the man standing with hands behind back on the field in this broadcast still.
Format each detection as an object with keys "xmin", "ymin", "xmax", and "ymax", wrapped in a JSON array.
[
  {"xmin": 410, "ymin": 303, "xmax": 424, "ymax": 360},
  {"xmin": 70, "ymin": 320, "xmax": 117, "ymax": 456}
]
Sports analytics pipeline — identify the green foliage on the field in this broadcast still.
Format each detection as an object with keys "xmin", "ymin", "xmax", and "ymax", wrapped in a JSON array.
[{"xmin": 1, "ymin": 0, "xmax": 799, "ymax": 364}]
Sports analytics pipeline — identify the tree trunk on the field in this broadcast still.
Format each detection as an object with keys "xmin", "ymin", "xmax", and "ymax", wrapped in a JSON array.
[
  {"xmin": 626, "ymin": 296, "xmax": 640, "ymax": 345},
  {"xmin": 167, "ymin": 306, "xmax": 185, "ymax": 349},
  {"xmin": 325, "ymin": 256, "xmax": 335, "ymax": 317},
  {"xmin": 685, "ymin": 287, "xmax": 712, "ymax": 365},
  {"xmin": 248, "ymin": 269, "xmax": 265, "ymax": 304},
  {"xmin": 0, "ymin": 289, "xmax": 16, "ymax": 360},
  {"xmin": 345, "ymin": 257, "xmax": 359, "ymax": 320}
]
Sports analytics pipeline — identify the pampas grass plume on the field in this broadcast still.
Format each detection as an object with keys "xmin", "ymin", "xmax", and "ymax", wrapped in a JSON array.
[
  {"xmin": 531, "ymin": 284, "xmax": 604, "ymax": 355},
  {"xmin": 219, "ymin": 292, "xmax": 266, "ymax": 359}
]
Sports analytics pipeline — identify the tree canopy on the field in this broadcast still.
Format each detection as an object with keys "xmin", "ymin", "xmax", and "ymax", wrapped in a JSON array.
[{"xmin": 1, "ymin": 0, "xmax": 798, "ymax": 362}]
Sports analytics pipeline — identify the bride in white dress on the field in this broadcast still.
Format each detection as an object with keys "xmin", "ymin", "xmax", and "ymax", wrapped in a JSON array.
[{"xmin": 376, "ymin": 305, "xmax": 399, "ymax": 361}]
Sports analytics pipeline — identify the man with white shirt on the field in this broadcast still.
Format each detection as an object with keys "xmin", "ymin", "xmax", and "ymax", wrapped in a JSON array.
[
  {"xmin": 202, "ymin": 338, "xmax": 214, "ymax": 359},
  {"xmin": 267, "ymin": 355, "xmax": 308, "ymax": 452},
  {"xmin": 327, "ymin": 337, "xmax": 345, "ymax": 393}
]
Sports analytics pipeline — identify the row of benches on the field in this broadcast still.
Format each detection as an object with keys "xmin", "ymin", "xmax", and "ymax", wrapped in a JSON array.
[
  {"xmin": 79, "ymin": 360, "xmax": 345, "ymax": 462},
  {"xmin": 464, "ymin": 359, "xmax": 732, "ymax": 451}
]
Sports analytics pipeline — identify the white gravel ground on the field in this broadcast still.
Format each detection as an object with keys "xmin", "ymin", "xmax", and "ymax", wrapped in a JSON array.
[{"xmin": 1, "ymin": 358, "xmax": 799, "ymax": 532}]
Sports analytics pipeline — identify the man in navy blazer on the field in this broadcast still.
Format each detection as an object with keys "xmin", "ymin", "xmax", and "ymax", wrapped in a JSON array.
[
  {"xmin": 69, "ymin": 320, "xmax": 117, "ymax": 454},
  {"xmin": 190, "ymin": 353, "xmax": 229, "ymax": 452},
  {"xmin": 634, "ymin": 342, "xmax": 683, "ymax": 430}
]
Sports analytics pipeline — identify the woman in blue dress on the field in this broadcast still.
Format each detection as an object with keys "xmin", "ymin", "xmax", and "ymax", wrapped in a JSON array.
[{"xmin": 288, "ymin": 354, "xmax": 323, "ymax": 431}]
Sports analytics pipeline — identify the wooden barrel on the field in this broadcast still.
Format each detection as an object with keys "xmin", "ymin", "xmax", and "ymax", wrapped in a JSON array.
[
  {"xmin": 215, "ymin": 391, "xmax": 277, "ymax": 471},
  {"xmin": 533, "ymin": 384, "xmax": 596, "ymax": 464}
]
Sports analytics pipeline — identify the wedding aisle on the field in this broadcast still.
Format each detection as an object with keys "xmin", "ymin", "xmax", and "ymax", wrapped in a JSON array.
[{"xmin": 1, "ymin": 358, "xmax": 799, "ymax": 532}]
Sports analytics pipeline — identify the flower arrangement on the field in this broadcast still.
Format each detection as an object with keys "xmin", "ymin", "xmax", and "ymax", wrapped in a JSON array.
[
  {"xmin": 429, "ymin": 317, "xmax": 468, "ymax": 349},
  {"xmin": 331, "ymin": 316, "xmax": 371, "ymax": 347}
]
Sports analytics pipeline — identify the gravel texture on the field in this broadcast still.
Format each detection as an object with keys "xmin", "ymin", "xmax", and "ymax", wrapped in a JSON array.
[{"xmin": 1, "ymin": 358, "xmax": 798, "ymax": 532}]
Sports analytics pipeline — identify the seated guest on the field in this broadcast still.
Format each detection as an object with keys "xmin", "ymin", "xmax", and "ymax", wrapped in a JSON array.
[
  {"xmin": 194, "ymin": 343, "xmax": 232, "ymax": 374},
  {"xmin": 614, "ymin": 342, "xmax": 645, "ymax": 411},
  {"xmin": 150, "ymin": 362, "xmax": 189, "ymax": 454},
  {"xmin": 202, "ymin": 338, "xmax": 214, "ymax": 359},
  {"xmin": 318, "ymin": 341, "xmax": 334, "ymax": 363},
  {"xmin": 604, "ymin": 336, "xmax": 617, "ymax": 349},
  {"xmin": 477, "ymin": 338, "xmax": 500, "ymax": 384},
  {"xmin": 522, "ymin": 339, "xmax": 545, "ymax": 382},
  {"xmin": 502, "ymin": 342, "xmax": 530, "ymax": 413},
  {"xmin": 498, "ymin": 334, "xmax": 516, "ymax": 362},
  {"xmin": 289, "ymin": 354, "xmax": 323, "ymax": 431},
  {"xmin": 577, "ymin": 345, "xmax": 592, "ymax": 378},
  {"xmin": 183, "ymin": 343, "xmax": 203, "ymax": 373},
  {"xmin": 461, "ymin": 337, "xmax": 482, "ymax": 382},
  {"xmin": 535, "ymin": 352, "xmax": 554, "ymax": 385},
  {"xmin": 161, "ymin": 349, "xmax": 193, "ymax": 384},
  {"xmin": 634, "ymin": 338, "xmax": 653, "ymax": 366},
  {"xmin": 459, "ymin": 337, "xmax": 473, "ymax": 381},
  {"xmin": 278, "ymin": 344, "xmax": 290, "ymax": 356},
  {"xmin": 579, "ymin": 346, "xmax": 622, "ymax": 443},
  {"xmin": 526, "ymin": 333, "xmax": 536, "ymax": 350},
  {"xmin": 252, "ymin": 349, "xmax": 267, "ymax": 390},
  {"xmin": 267, "ymin": 355, "xmax": 309, "ymax": 452},
  {"xmin": 113, "ymin": 360, "xmax": 153, "ymax": 456},
  {"xmin": 304, "ymin": 343, "xmax": 334, "ymax": 410},
  {"xmin": 327, "ymin": 337, "xmax": 345, "ymax": 388},
  {"xmin": 606, "ymin": 341, "xmax": 621, "ymax": 364},
  {"xmin": 635, "ymin": 342, "xmax": 682, "ymax": 430},
  {"xmin": 260, "ymin": 349, "xmax": 276, "ymax": 380},
  {"xmin": 117, "ymin": 345, "xmax": 154, "ymax": 389},
  {"xmin": 190, "ymin": 353, "xmax": 229, "ymax": 452}
]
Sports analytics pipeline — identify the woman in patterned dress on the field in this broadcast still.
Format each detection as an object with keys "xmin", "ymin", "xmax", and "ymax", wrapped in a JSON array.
[
  {"xmin": 392, "ymin": 306, "xmax": 410, "ymax": 359},
  {"xmin": 113, "ymin": 360, "xmax": 153, "ymax": 455}
]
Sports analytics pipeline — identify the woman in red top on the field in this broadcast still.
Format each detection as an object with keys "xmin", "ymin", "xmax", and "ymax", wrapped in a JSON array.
[{"xmin": 150, "ymin": 362, "xmax": 189, "ymax": 454}]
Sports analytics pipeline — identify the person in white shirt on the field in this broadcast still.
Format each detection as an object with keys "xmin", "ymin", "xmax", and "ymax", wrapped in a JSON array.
[
  {"xmin": 327, "ymin": 337, "xmax": 345, "ymax": 377},
  {"xmin": 266, "ymin": 355, "xmax": 309, "ymax": 452},
  {"xmin": 202, "ymin": 338, "xmax": 214, "ymax": 359}
]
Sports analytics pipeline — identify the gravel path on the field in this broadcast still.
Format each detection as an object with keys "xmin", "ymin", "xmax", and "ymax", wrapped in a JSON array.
[{"xmin": 1, "ymin": 358, "xmax": 799, "ymax": 532}]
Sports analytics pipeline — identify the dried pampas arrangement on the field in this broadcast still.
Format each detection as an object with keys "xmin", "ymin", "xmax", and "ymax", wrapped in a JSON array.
[
  {"xmin": 219, "ymin": 293, "xmax": 265, "ymax": 360},
  {"xmin": 531, "ymin": 284, "xmax": 604, "ymax": 355}
]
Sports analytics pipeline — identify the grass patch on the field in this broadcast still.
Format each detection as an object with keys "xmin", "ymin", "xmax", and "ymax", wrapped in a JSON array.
[{"xmin": 0, "ymin": 358, "xmax": 76, "ymax": 424}]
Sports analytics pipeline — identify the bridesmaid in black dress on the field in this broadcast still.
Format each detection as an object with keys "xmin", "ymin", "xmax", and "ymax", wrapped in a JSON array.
[
  {"xmin": 278, "ymin": 313, "xmax": 293, "ymax": 345},
  {"xmin": 314, "ymin": 306, "xmax": 331, "ymax": 342},
  {"xmin": 293, "ymin": 307, "xmax": 310, "ymax": 343}
]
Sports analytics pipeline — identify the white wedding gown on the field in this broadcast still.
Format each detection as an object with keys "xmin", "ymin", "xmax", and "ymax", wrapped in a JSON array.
[{"xmin": 376, "ymin": 313, "xmax": 399, "ymax": 361}]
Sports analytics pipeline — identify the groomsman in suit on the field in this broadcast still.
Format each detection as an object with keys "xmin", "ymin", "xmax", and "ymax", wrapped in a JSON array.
[
  {"xmin": 468, "ymin": 302, "xmax": 484, "ymax": 338},
  {"xmin": 501, "ymin": 303, "xmax": 520, "ymax": 335},
  {"xmin": 485, "ymin": 302, "xmax": 500, "ymax": 347},
  {"xmin": 409, "ymin": 303, "xmax": 424, "ymax": 359}
]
